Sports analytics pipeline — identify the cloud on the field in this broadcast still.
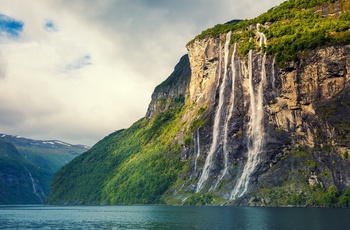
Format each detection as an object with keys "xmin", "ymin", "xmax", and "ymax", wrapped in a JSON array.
[
  {"xmin": 0, "ymin": 0, "xmax": 284, "ymax": 145},
  {"xmin": 64, "ymin": 55, "xmax": 92, "ymax": 71}
]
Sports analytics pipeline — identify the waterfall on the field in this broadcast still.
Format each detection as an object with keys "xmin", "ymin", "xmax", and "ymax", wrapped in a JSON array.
[
  {"xmin": 213, "ymin": 43, "xmax": 237, "ymax": 190},
  {"xmin": 196, "ymin": 31, "xmax": 232, "ymax": 192},
  {"xmin": 231, "ymin": 27, "xmax": 266, "ymax": 199},
  {"xmin": 256, "ymin": 23, "xmax": 267, "ymax": 47},
  {"xmin": 272, "ymin": 57, "xmax": 276, "ymax": 92},
  {"xmin": 28, "ymin": 172, "xmax": 43, "ymax": 203},
  {"xmin": 194, "ymin": 128, "xmax": 201, "ymax": 173}
]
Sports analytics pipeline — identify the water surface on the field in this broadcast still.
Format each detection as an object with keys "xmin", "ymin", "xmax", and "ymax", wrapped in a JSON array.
[{"xmin": 1, "ymin": 205, "xmax": 349, "ymax": 229}]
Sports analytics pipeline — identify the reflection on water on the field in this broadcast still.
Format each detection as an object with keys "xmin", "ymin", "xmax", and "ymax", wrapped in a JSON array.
[{"xmin": 0, "ymin": 205, "xmax": 350, "ymax": 229}]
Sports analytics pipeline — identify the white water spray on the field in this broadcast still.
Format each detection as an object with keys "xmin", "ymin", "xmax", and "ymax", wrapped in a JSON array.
[
  {"xmin": 257, "ymin": 23, "xmax": 267, "ymax": 47},
  {"xmin": 194, "ymin": 128, "xmax": 201, "ymax": 173},
  {"xmin": 213, "ymin": 43, "xmax": 238, "ymax": 189},
  {"xmin": 231, "ymin": 26, "xmax": 267, "ymax": 199},
  {"xmin": 272, "ymin": 57, "xmax": 276, "ymax": 92},
  {"xmin": 196, "ymin": 31, "xmax": 232, "ymax": 192}
]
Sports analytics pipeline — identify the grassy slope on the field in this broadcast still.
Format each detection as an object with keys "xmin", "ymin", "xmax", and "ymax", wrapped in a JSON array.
[
  {"xmin": 47, "ymin": 0, "xmax": 350, "ymax": 206},
  {"xmin": 48, "ymin": 54, "xmax": 192, "ymax": 205},
  {"xmin": 47, "ymin": 108, "xmax": 187, "ymax": 204}
]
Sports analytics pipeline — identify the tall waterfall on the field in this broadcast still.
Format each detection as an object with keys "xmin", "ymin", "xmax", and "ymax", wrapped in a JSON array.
[
  {"xmin": 196, "ymin": 31, "xmax": 232, "ymax": 192},
  {"xmin": 213, "ymin": 43, "xmax": 238, "ymax": 190},
  {"xmin": 231, "ymin": 27, "xmax": 266, "ymax": 199}
]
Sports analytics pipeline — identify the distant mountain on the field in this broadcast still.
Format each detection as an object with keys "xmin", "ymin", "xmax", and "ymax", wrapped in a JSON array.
[{"xmin": 0, "ymin": 134, "xmax": 89, "ymax": 204}]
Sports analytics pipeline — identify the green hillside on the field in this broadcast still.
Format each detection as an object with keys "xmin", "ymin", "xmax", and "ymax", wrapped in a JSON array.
[
  {"xmin": 47, "ymin": 56, "xmax": 191, "ymax": 204},
  {"xmin": 47, "ymin": 0, "xmax": 350, "ymax": 206}
]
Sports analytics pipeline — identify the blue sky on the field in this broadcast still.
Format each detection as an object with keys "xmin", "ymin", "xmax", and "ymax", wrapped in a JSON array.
[
  {"xmin": 0, "ymin": 0, "xmax": 285, "ymax": 145},
  {"xmin": 0, "ymin": 14, "xmax": 23, "ymax": 38}
]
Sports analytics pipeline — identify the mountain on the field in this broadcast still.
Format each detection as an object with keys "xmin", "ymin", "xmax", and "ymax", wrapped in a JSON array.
[
  {"xmin": 0, "ymin": 134, "xmax": 88, "ymax": 204},
  {"xmin": 47, "ymin": 0, "xmax": 350, "ymax": 207}
]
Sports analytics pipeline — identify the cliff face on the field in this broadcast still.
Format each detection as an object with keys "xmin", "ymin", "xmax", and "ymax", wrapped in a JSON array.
[
  {"xmin": 166, "ymin": 30, "xmax": 350, "ymax": 205},
  {"xmin": 48, "ymin": 0, "xmax": 350, "ymax": 206},
  {"xmin": 146, "ymin": 55, "xmax": 191, "ymax": 119}
]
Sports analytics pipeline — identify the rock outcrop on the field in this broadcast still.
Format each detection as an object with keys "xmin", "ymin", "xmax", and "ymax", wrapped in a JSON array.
[{"xmin": 146, "ymin": 55, "xmax": 191, "ymax": 119}]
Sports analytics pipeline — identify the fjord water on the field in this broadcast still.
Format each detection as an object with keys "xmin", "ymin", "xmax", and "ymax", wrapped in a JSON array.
[{"xmin": 1, "ymin": 205, "xmax": 350, "ymax": 229}]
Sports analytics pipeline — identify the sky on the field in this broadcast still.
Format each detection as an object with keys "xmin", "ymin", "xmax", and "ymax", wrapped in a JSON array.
[{"xmin": 0, "ymin": 0, "xmax": 285, "ymax": 146}]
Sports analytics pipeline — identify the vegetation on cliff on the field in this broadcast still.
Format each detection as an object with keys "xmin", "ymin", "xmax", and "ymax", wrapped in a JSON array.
[
  {"xmin": 189, "ymin": 0, "xmax": 350, "ymax": 66},
  {"xmin": 47, "ymin": 57, "xmax": 192, "ymax": 205},
  {"xmin": 48, "ymin": 0, "xmax": 350, "ymax": 206}
]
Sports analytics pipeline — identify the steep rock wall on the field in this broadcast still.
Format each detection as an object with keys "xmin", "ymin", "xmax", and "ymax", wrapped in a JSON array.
[
  {"xmin": 167, "ymin": 30, "xmax": 350, "ymax": 205},
  {"xmin": 146, "ymin": 55, "xmax": 191, "ymax": 119}
]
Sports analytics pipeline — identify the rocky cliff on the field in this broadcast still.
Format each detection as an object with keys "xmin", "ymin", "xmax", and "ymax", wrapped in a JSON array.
[
  {"xmin": 48, "ymin": 0, "xmax": 350, "ymax": 206},
  {"xmin": 146, "ymin": 55, "xmax": 191, "ymax": 118},
  {"xmin": 166, "ymin": 32, "xmax": 350, "ymax": 206}
]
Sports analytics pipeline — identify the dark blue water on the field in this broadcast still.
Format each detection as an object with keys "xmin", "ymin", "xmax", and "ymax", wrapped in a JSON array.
[{"xmin": 0, "ymin": 205, "xmax": 349, "ymax": 229}]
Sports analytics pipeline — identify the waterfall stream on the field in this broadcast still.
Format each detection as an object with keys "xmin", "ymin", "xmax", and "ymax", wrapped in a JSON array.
[
  {"xmin": 194, "ymin": 128, "xmax": 201, "ymax": 174},
  {"xmin": 213, "ymin": 43, "xmax": 238, "ymax": 190},
  {"xmin": 272, "ymin": 57, "xmax": 276, "ymax": 92},
  {"xmin": 231, "ymin": 27, "xmax": 266, "ymax": 199},
  {"xmin": 28, "ymin": 172, "xmax": 43, "ymax": 203},
  {"xmin": 196, "ymin": 31, "xmax": 232, "ymax": 192}
]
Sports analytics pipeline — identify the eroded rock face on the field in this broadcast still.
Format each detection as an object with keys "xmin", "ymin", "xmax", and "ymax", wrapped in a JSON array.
[
  {"xmin": 145, "ymin": 55, "xmax": 191, "ymax": 119},
  {"xmin": 163, "ymin": 32, "xmax": 350, "ymax": 205},
  {"xmin": 187, "ymin": 37, "xmax": 221, "ymax": 108}
]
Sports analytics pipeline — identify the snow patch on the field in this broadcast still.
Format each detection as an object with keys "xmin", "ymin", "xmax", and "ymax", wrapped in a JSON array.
[
  {"xmin": 54, "ymin": 141, "xmax": 71, "ymax": 147},
  {"xmin": 42, "ymin": 141, "xmax": 55, "ymax": 145}
]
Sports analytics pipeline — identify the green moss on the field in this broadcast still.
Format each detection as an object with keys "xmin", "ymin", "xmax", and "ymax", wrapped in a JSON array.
[
  {"xmin": 190, "ymin": 119, "xmax": 207, "ymax": 132},
  {"xmin": 256, "ymin": 181, "xmax": 311, "ymax": 206},
  {"xmin": 339, "ymin": 188, "xmax": 350, "ymax": 207},
  {"xmin": 257, "ymin": 181, "xmax": 350, "ymax": 207},
  {"xmin": 184, "ymin": 136, "xmax": 193, "ymax": 147},
  {"xmin": 183, "ymin": 192, "xmax": 215, "ymax": 205},
  {"xmin": 196, "ymin": 106, "xmax": 207, "ymax": 116},
  {"xmin": 292, "ymin": 146, "xmax": 311, "ymax": 158}
]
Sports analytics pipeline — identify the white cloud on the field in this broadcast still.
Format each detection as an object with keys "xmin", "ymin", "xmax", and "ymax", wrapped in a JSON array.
[{"xmin": 0, "ymin": 0, "xmax": 284, "ymax": 145}]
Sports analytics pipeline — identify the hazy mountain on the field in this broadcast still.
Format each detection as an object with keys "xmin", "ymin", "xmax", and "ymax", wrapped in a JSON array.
[{"xmin": 0, "ymin": 134, "xmax": 88, "ymax": 204}]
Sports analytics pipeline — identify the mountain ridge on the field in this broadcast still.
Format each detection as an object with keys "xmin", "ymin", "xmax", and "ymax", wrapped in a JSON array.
[
  {"xmin": 0, "ymin": 134, "xmax": 88, "ymax": 204},
  {"xmin": 47, "ymin": 0, "xmax": 350, "ymax": 207}
]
